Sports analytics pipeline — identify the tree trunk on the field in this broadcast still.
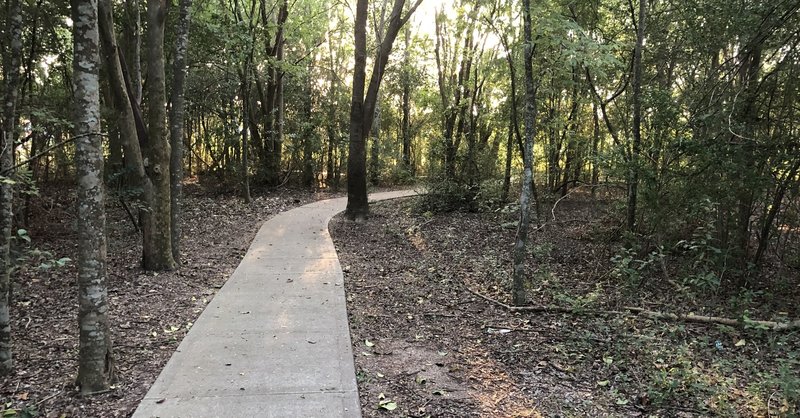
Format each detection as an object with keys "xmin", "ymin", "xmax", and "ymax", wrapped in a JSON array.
[
  {"xmin": 502, "ymin": 113, "xmax": 514, "ymax": 202},
  {"xmin": 259, "ymin": 0, "xmax": 288, "ymax": 186},
  {"xmin": 627, "ymin": 0, "xmax": 646, "ymax": 232},
  {"xmin": 0, "ymin": 0, "xmax": 22, "ymax": 375},
  {"xmin": 103, "ymin": 82, "xmax": 124, "ymax": 176},
  {"xmin": 143, "ymin": 0, "xmax": 175, "ymax": 270},
  {"xmin": 369, "ymin": 101, "xmax": 381, "ymax": 185},
  {"xmin": 513, "ymin": 0, "xmax": 538, "ymax": 306},
  {"xmin": 241, "ymin": 81, "xmax": 252, "ymax": 202},
  {"xmin": 754, "ymin": 159, "xmax": 800, "ymax": 265},
  {"xmin": 98, "ymin": 0, "xmax": 157, "ymax": 271},
  {"xmin": 591, "ymin": 102, "xmax": 600, "ymax": 198},
  {"xmin": 169, "ymin": 0, "xmax": 191, "ymax": 262},
  {"xmin": 123, "ymin": 0, "xmax": 142, "ymax": 105},
  {"xmin": 345, "ymin": 0, "xmax": 422, "ymax": 219},
  {"xmin": 301, "ymin": 73, "xmax": 315, "ymax": 188},
  {"xmin": 401, "ymin": 23, "xmax": 411, "ymax": 171},
  {"xmin": 72, "ymin": 0, "xmax": 115, "ymax": 393},
  {"xmin": 732, "ymin": 44, "xmax": 762, "ymax": 264},
  {"xmin": 345, "ymin": 0, "xmax": 370, "ymax": 220}
]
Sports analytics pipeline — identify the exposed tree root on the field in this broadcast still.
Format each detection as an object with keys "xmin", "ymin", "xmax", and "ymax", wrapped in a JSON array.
[{"xmin": 466, "ymin": 287, "xmax": 800, "ymax": 331}]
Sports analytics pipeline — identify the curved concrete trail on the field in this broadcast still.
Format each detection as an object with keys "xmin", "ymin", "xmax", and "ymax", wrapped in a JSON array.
[{"xmin": 133, "ymin": 190, "xmax": 417, "ymax": 418}]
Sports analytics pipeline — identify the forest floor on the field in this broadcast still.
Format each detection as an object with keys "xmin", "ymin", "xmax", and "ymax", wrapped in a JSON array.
[
  {"xmin": 330, "ymin": 193, "xmax": 800, "ymax": 418},
  {"xmin": 0, "ymin": 180, "xmax": 345, "ymax": 417},
  {"xmin": 1, "ymin": 185, "xmax": 797, "ymax": 418}
]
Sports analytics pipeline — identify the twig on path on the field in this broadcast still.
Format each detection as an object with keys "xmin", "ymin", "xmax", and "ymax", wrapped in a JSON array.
[
  {"xmin": 465, "ymin": 287, "xmax": 576, "ymax": 314},
  {"xmin": 483, "ymin": 323, "xmax": 546, "ymax": 333},
  {"xmin": 35, "ymin": 390, "xmax": 64, "ymax": 406},
  {"xmin": 551, "ymin": 185, "xmax": 586, "ymax": 222}
]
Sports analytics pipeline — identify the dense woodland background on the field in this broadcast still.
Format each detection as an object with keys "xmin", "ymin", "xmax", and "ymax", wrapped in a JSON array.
[{"xmin": 0, "ymin": 0, "xmax": 799, "ymax": 415}]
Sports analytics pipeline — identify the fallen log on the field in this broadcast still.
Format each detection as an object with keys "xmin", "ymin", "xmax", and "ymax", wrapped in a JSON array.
[{"xmin": 466, "ymin": 287, "xmax": 800, "ymax": 331}]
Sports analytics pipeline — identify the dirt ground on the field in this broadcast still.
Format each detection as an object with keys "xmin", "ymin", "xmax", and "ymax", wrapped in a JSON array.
[
  {"xmin": 1, "ymin": 186, "xmax": 797, "ymax": 417},
  {"xmin": 330, "ymin": 194, "xmax": 799, "ymax": 418},
  {"xmin": 0, "ymin": 182, "xmax": 340, "ymax": 417}
]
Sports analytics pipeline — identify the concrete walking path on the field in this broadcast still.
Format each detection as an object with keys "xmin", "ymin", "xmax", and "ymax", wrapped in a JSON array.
[{"xmin": 133, "ymin": 190, "xmax": 418, "ymax": 418}]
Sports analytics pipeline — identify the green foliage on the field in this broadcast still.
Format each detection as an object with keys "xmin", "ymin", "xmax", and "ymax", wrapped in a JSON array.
[
  {"xmin": 1, "ymin": 404, "xmax": 39, "ymax": 418},
  {"xmin": 772, "ymin": 357, "xmax": 800, "ymax": 417},
  {"xmin": 675, "ymin": 226, "xmax": 724, "ymax": 291},
  {"xmin": 12, "ymin": 230, "xmax": 71, "ymax": 274},
  {"xmin": 474, "ymin": 179, "xmax": 507, "ymax": 211},
  {"xmin": 610, "ymin": 241, "xmax": 664, "ymax": 286},
  {"xmin": 645, "ymin": 346, "xmax": 716, "ymax": 411},
  {"xmin": 416, "ymin": 178, "xmax": 473, "ymax": 213},
  {"xmin": 106, "ymin": 168, "xmax": 148, "ymax": 212},
  {"xmin": 381, "ymin": 165, "xmax": 415, "ymax": 186}
]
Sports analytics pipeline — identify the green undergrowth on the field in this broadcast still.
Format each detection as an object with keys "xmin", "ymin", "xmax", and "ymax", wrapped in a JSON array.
[{"xmin": 363, "ymin": 196, "xmax": 800, "ymax": 416}]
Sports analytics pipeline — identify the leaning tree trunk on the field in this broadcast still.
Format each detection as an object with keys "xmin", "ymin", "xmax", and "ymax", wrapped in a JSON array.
[
  {"xmin": 144, "ymin": 0, "xmax": 175, "ymax": 270},
  {"xmin": 169, "ymin": 0, "xmax": 192, "ymax": 262},
  {"xmin": 72, "ymin": 0, "xmax": 115, "ymax": 393},
  {"xmin": 98, "ymin": 0, "xmax": 156, "ymax": 269},
  {"xmin": 512, "ymin": 0, "xmax": 538, "ymax": 306},
  {"xmin": 0, "ymin": 0, "xmax": 23, "ymax": 375}
]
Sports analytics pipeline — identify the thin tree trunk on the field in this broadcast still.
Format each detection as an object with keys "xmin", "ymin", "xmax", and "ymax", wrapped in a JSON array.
[
  {"xmin": 124, "ymin": 0, "xmax": 142, "ymax": 105},
  {"xmin": 401, "ymin": 23, "xmax": 411, "ymax": 171},
  {"xmin": 72, "ymin": 0, "xmax": 114, "ymax": 392},
  {"xmin": 144, "ymin": 0, "xmax": 175, "ymax": 270},
  {"xmin": 241, "ymin": 81, "xmax": 252, "ymax": 202},
  {"xmin": 103, "ymin": 81, "xmax": 123, "ymax": 175},
  {"xmin": 369, "ymin": 100, "xmax": 381, "ymax": 184},
  {"xmin": 260, "ymin": 0, "xmax": 288, "ymax": 186},
  {"xmin": 0, "ymin": 0, "xmax": 23, "ymax": 375},
  {"xmin": 591, "ymin": 102, "xmax": 600, "ymax": 198},
  {"xmin": 627, "ymin": 0, "xmax": 646, "ymax": 232},
  {"xmin": 513, "ymin": 0, "xmax": 538, "ymax": 306},
  {"xmin": 502, "ymin": 113, "xmax": 514, "ymax": 202},
  {"xmin": 169, "ymin": 0, "xmax": 191, "ymax": 262},
  {"xmin": 301, "ymin": 73, "xmax": 315, "ymax": 188}
]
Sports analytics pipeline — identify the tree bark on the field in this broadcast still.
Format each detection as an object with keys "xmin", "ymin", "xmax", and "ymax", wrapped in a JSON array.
[
  {"xmin": 98, "ymin": 0, "xmax": 158, "ymax": 272},
  {"xmin": 345, "ymin": 0, "xmax": 369, "ymax": 220},
  {"xmin": 627, "ymin": 0, "xmax": 646, "ymax": 232},
  {"xmin": 301, "ymin": 72, "xmax": 315, "ymax": 188},
  {"xmin": 513, "ymin": 0, "xmax": 538, "ymax": 306},
  {"xmin": 345, "ymin": 0, "xmax": 422, "ymax": 219},
  {"xmin": 123, "ymin": 0, "xmax": 142, "ymax": 105},
  {"xmin": 502, "ymin": 111, "xmax": 514, "ymax": 202},
  {"xmin": 72, "ymin": 0, "xmax": 115, "ymax": 393},
  {"xmin": 240, "ymin": 80, "xmax": 252, "ymax": 202},
  {"xmin": 143, "ymin": 0, "xmax": 175, "ymax": 270},
  {"xmin": 368, "ymin": 100, "xmax": 381, "ymax": 185},
  {"xmin": 258, "ymin": 0, "xmax": 288, "ymax": 186},
  {"xmin": 591, "ymin": 102, "xmax": 600, "ymax": 198},
  {"xmin": 169, "ymin": 0, "xmax": 192, "ymax": 262},
  {"xmin": 0, "ymin": 0, "xmax": 22, "ymax": 375},
  {"xmin": 401, "ymin": 23, "xmax": 412, "ymax": 171}
]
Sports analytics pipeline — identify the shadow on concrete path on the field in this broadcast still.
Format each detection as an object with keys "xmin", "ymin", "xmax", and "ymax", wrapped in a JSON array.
[{"xmin": 132, "ymin": 190, "xmax": 418, "ymax": 418}]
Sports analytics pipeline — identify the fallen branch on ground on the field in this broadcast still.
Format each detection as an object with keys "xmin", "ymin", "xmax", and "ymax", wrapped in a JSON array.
[{"xmin": 466, "ymin": 287, "xmax": 800, "ymax": 331}]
